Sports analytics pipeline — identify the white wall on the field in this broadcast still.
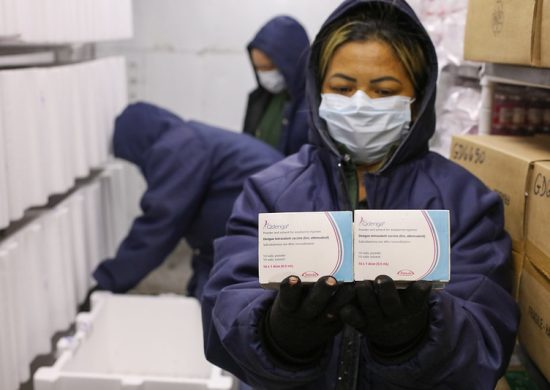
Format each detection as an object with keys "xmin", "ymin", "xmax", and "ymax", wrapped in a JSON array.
[{"xmin": 98, "ymin": 0, "xmax": 345, "ymax": 131}]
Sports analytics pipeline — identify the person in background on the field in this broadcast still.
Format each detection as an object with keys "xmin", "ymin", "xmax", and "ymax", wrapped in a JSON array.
[
  {"xmin": 201, "ymin": 0, "xmax": 519, "ymax": 388},
  {"xmin": 243, "ymin": 15, "xmax": 310, "ymax": 156},
  {"xmin": 90, "ymin": 102, "xmax": 283, "ymax": 302}
]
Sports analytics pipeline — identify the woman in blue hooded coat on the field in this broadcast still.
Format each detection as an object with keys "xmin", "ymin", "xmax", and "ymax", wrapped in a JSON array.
[
  {"xmin": 202, "ymin": 1, "xmax": 519, "ymax": 388},
  {"xmin": 243, "ymin": 15, "xmax": 310, "ymax": 156},
  {"xmin": 91, "ymin": 102, "xmax": 282, "ymax": 301}
]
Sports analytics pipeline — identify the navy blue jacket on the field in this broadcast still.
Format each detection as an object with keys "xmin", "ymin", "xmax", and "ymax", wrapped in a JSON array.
[
  {"xmin": 202, "ymin": 1, "xmax": 519, "ymax": 388},
  {"xmin": 93, "ymin": 102, "xmax": 283, "ymax": 299},
  {"xmin": 243, "ymin": 15, "xmax": 310, "ymax": 156}
]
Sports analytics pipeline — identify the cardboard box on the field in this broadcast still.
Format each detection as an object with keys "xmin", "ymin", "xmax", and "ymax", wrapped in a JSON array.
[
  {"xmin": 543, "ymin": 2, "xmax": 550, "ymax": 65},
  {"xmin": 450, "ymin": 135, "xmax": 550, "ymax": 251},
  {"xmin": 464, "ymin": 0, "xmax": 550, "ymax": 67},
  {"xmin": 518, "ymin": 255, "xmax": 550, "ymax": 382},
  {"xmin": 526, "ymin": 161, "xmax": 550, "ymax": 259},
  {"xmin": 535, "ymin": 134, "xmax": 550, "ymax": 142},
  {"xmin": 511, "ymin": 250, "xmax": 524, "ymax": 300}
]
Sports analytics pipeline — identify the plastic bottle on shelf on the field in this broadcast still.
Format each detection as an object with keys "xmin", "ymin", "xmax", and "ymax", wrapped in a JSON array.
[
  {"xmin": 525, "ymin": 89, "xmax": 544, "ymax": 135},
  {"xmin": 542, "ymin": 94, "xmax": 550, "ymax": 134},
  {"xmin": 492, "ymin": 91, "xmax": 513, "ymax": 135},
  {"xmin": 509, "ymin": 91, "xmax": 527, "ymax": 136}
]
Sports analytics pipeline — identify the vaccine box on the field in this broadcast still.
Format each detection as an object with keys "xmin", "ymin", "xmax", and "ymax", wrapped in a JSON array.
[
  {"xmin": 258, "ymin": 211, "xmax": 353, "ymax": 287},
  {"xmin": 354, "ymin": 210, "xmax": 450, "ymax": 287}
]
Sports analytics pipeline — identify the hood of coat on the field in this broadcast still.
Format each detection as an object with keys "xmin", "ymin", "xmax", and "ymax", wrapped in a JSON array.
[
  {"xmin": 113, "ymin": 102, "xmax": 183, "ymax": 168},
  {"xmin": 248, "ymin": 15, "xmax": 310, "ymax": 100},
  {"xmin": 306, "ymin": 0, "xmax": 438, "ymax": 173}
]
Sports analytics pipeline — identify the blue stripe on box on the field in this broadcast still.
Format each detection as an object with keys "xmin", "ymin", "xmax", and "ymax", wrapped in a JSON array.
[
  {"xmin": 424, "ymin": 210, "xmax": 450, "ymax": 282},
  {"xmin": 328, "ymin": 211, "xmax": 353, "ymax": 282}
]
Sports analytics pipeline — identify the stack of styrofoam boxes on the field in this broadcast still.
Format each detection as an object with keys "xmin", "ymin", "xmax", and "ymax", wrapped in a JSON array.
[
  {"xmin": 1, "ymin": 1, "xmax": 135, "ymax": 389},
  {"xmin": 0, "ymin": 0, "xmax": 132, "ymax": 43},
  {"xmin": 0, "ymin": 0, "xmax": 16, "ymax": 39},
  {"xmin": 0, "ymin": 57, "xmax": 128, "ymax": 229},
  {"xmin": 34, "ymin": 292, "xmax": 233, "ymax": 390},
  {"xmin": 0, "ymin": 161, "xmax": 143, "ymax": 390}
]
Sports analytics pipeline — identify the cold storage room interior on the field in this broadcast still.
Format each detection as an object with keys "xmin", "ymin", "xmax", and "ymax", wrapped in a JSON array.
[{"xmin": 1, "ymin": 0, "xmax": 550, "ymax": 389}]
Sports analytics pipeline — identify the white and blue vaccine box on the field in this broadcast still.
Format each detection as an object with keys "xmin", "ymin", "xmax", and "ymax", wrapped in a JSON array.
[
  {"xmin": 258, "ymin": 211, "xmax": 354, "ymax": 288},
  {"xmin": 353, "ymin": 210, "xmax": 450, "ymax": 287}
]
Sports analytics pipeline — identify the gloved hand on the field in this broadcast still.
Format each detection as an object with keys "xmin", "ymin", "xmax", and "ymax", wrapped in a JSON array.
[
  {"xmin": 341, "ymin": 275, "xmax": 432, "ymax": 363},
  {"xmin": 77, "ymin": 284, "xmax": 105, "ymax": 312},
  {"xmin": 261, "ymin": 275, "xmax": 355, "ymax": 365}
]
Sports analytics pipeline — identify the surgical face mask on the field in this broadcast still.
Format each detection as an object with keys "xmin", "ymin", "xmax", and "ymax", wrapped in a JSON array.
[
  {"xmin": 319, "ymin": 91, "xmax": 413, "ymax": 164},
  {"xmin": 257, "ymin": 69, "xmax": 286, "ymax": 94}
]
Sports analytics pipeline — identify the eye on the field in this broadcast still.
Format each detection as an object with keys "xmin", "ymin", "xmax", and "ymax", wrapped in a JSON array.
[
  {"xmin": 374, "ymin": 88, "xmax": 396, "ymax": 97},
  {"xmin": 329, "ymin": 85, "xmax": 354, "ymax": 96}
]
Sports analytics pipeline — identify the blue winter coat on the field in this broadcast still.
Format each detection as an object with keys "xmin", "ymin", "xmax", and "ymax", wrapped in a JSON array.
[
  {"xmin": 93, "ymin": 102, "xmax": 283, "ymax": 299},
  {"xmin": 202, "ymin": 0, "xmax": 519, "ymax": 388},
  {"xmin": 243, "ymin": 15, "xmax": 310, "ymax": 156}
]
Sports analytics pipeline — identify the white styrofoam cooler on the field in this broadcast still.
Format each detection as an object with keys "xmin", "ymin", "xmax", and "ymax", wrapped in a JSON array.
[{"xmin": 33, "ymin": 292, "xmax": 233, "ymax": 390}]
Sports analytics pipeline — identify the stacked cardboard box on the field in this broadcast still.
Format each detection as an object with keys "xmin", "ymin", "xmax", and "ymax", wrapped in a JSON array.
[
  {"xmin": 464, "ymin": 0, "xmax": 550, "ymax": 67},
  {"xmin": 520, "ymin": 159, "xmax": 550, "ymax": 382},
  {"xmin": 450, "ymin": 134, "xmax": 550, "ymax": 382}
]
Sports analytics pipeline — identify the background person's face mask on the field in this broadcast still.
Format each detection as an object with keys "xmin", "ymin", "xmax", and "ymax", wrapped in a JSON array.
[
  {"xmin": 319, "ymin": 90, "xmax": 413, "ymax": 164},
  {"xmin": 257, "ymin": 69, "xmax": 286, "ymax": 94}
]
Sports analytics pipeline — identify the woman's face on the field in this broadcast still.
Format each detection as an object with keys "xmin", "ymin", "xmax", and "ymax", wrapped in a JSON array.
[
  {"xmin": 251, "ymin": 48, "xmax": 276, "ymax": 71},
  {"xmin": 321, "ymin": 40, "xmax": 415, "ymax": 99}
]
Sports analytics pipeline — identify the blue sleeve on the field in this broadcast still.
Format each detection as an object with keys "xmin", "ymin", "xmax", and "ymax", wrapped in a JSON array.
[
  {"xmin": 201, "ymin": 176, "xmax": 331, "ymax": 388},
  {"xmin": 94, "ymin": 137, "xmax": 210, "ymax": 292},
  {"xmin": 284, "ymin": 99, "xmax": 309, "ymax": 156},
  {"xmin": 363, "ymin": 166, "xmax": 519, "ymax": 388}
]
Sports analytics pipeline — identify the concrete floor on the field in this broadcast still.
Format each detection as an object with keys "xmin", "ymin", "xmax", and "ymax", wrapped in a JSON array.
[{"xmin": 130, "ymin": 239, "xmax": 193, "ymax": 296}]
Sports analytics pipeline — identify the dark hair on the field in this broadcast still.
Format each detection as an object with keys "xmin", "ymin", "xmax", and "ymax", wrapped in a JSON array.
[{"xmin": 317, "ymin": 4, "xmax": 429, "ymax": 99}]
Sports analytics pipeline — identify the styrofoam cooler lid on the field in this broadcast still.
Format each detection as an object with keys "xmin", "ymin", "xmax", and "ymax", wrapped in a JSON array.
[{"xmin": 34, "ymin": 292, "xmax": 233, "ymax": 390}]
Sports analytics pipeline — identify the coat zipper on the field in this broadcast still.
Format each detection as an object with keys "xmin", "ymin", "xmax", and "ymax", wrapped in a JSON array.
[{"xmin": 334, "ymin": 155, "xmax": 361, "ymax": 390}]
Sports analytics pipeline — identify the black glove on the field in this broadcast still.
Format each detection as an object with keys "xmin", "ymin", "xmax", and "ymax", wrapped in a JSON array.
[
  {"xmin": 341, "ymin": 275, "xmax": 432, "ymax": 363},
  {"xmin": 261, "ymin": 275, "xmax": 355, "ymax": 366},
  {"xmin": 77, "ymin": 285, "xmax": 105, "ymax": 312}
]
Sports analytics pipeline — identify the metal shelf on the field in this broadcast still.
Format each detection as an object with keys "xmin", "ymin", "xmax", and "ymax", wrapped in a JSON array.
[
  {"xmin": 482, "ymin": 63, "xmax": 550, "ymax": 90},
  {"xmin": 0, "ymin": 44, "xmax": 95, "ymax": 69},
  {"xmin": 0, "ymin": 34, "xmax": 21, "ymax": 43},
  {"xmin": 442, "ymin": 62, "xmax": 483, "ymax": 80},
  {"xmin": 478, "ymin": 63, "xmax": 550, "ymax": 134},
  {"xmin": 0, "ymin": 50, "xmax": 56, "ymax": 68}
]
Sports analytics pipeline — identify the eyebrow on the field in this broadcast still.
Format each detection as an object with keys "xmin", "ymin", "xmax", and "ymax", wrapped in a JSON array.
[
  {"xmin": 370, "ymin": 76, "xmax": 402, "ymax": 85},
  {"xmin": 328, "ymin": 73, "xmax": 403, "ymax": 85},
  {"xmin": 329, "ymin": 73, "xmax": 356, "ymax": 82}
]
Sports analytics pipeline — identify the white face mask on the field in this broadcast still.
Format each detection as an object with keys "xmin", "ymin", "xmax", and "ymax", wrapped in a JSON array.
[
  {"xmin": 319, "ymin": 90, "xmax": 413, "ymax": 164},
  {"xmin": 257, "ymin": 69, "xmax": 286, "ymax": 94}
]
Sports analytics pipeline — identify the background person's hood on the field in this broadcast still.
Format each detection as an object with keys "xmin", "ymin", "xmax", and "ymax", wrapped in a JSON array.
[
  {"xmin": 248, "ymin": 15, "xmax": 310, "ymax": 100},
  {"xmin": 307, "ymin": 0, "xmax": 438, "ymax": 172},
  {"xmin": 113, "ymin": 102, "xmax": 183, "ymax": 168}
]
